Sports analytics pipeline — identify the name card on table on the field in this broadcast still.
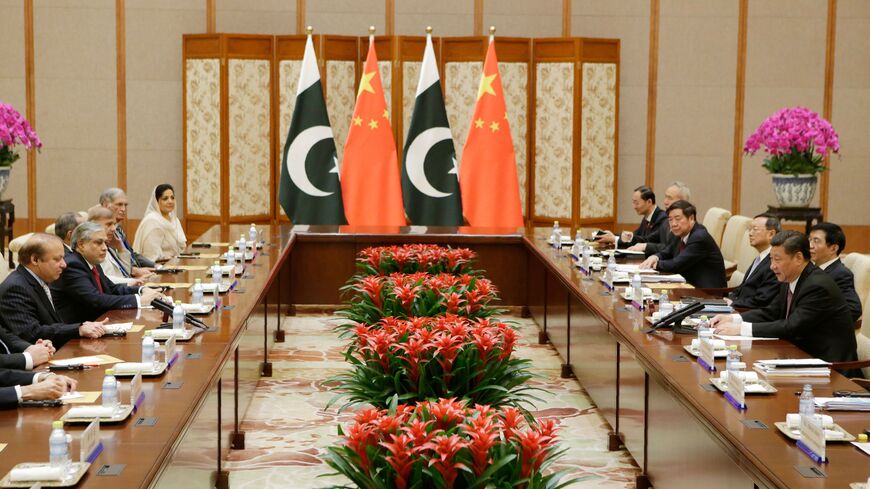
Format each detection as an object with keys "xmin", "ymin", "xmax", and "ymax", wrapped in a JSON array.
[
  {"xmin": 797, "ymin": 414, "xmax": 827, "ymax": 463},
  {"xmin": 164, "ymin": 335, "xmax": 178, "ymax": 368},
  {"xmin": 129, "ymin": 373, "xmax": 144, "ymax": 411},
  {"xmin": 724, "ymin": 367, "xmax": 747, "ymax": 410},
  {"xmin": 80, "ymin": 419, "xmax": 103, "ymax": 464},
  {"xmin": 698, "ymin": 336, "xmax": 716, "ymax": 372}
]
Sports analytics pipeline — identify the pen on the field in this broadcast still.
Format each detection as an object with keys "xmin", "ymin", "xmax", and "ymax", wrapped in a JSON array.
[{"xmin": 49, "ymin": 364, "xmax": 88, "ymax": 371}]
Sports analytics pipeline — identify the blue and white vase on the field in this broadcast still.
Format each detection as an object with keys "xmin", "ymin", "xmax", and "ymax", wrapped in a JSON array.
[
  {"xmin": 0, "ymin": 167, "xmax": 10, "ymax": 200},
  {"xmin": 771, "ymin": 173, "xmax": 817, "ymax": 208}
]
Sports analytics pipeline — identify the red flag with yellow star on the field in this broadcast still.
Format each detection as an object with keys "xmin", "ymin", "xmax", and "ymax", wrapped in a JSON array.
[
  {"xmin": 459, "ymin": 39, "xmax": 524, "ymax": 228},
  {"xmin": 340, "ymin": 38, "xmax": 406, "ymax": 226}
]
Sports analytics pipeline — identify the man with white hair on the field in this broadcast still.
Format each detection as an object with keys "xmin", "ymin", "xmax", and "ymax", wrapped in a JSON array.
[
  {"xmin": 628, "ymin": 181, "xmax": 692, "ymax": 256},
  {"xmin": 99, "ymin": 187, "xmax": 156, "ymax": 269}
]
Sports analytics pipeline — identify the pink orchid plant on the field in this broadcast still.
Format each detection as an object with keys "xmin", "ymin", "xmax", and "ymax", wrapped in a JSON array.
[
  {"xmin": 0, "ymin": 101, "xmax": 42, "ymax": 167},
  {"xmin": 744, "ymin": 106, "xmax": 838, "ymax": 175}
]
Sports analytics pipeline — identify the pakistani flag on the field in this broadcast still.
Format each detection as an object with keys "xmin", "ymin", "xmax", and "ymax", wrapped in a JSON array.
[
  {"xmin": 401, "ymin": 33, "xmax": 463, "ymax": 226},
  {"xmin": 278, "ymin": 34, "xmax": 346, "ymax": 224}
]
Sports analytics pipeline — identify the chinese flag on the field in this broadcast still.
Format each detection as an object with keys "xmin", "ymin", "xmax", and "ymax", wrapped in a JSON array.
[
  {"xmin": 459, "ymin": 39, "xmax": 524, "ymax": 228},
  {"xmin": 340, "ymin": 38, "xmax": 406, "ymax": 226}
]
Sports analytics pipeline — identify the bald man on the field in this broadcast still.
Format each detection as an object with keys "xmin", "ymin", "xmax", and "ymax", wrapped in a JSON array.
[{"xmin": 0, "ymin": 233, "xmax": 107, "ymax": 346}]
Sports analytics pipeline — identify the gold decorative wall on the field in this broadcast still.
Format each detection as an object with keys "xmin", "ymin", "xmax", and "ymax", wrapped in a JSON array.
[
  {"xmin": 534, "ymin": 62, "xmax": 574, "ymax": 220},
  {"xmin": 184, "ymin": 58, "xmax": 221, "ymax": 217},
  {"xmin": 228, "ymin": 59, "xmax": 271, "ymax": 217},
  {"xmin": 580, "ymin": 62, "xmax": 617, "ymax": 219},
  {"xmin": 499, "ymin": 61, "xmax": 529, "ymax": 215},
  {"xmin": 325, "ymin": 60, "xmax": 356, "ymax": 162}
]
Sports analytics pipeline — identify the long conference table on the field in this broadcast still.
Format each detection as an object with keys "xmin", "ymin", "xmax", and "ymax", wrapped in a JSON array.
[{"xmin": 0, "ymin": 225, "xmax": 868, "ymax": 488}]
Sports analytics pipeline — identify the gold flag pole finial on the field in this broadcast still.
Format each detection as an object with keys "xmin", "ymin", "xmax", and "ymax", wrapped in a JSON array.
[
  {"xmin": 306, "ymin": 25, "xmax": 313, "ymax": 35},
  {"xmin": 489, "ymin": 25, "xmax": 496, "ymax": 35},
  {"xmin": 426, "ymin": 26, "xmax": 433, "ymax": 34},
  {"xmin": 369, "ymin": 26, "xmax": 376, "ymax": 35}
]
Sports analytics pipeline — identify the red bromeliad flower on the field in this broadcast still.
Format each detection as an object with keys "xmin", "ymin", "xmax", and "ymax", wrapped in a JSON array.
[
  {"xmin": 426, "ymin": 397, "xmax": 467, "ymax": 430},
  {"xmin": 392, "ymin": 247, "xmax": 412, "ymax": 271},
  {"xmin": 396, "ymin": 336, "xmax": 432, "ymax": 384},
  {"xmin": 422, "ymin": 434, "xmax": 468, "ymax": 489},
  {"xmin": 471, "ymin": 326, "xmax": 499, "ymax": 364},
  {"xmin": 464, "ymin": 289, "xmax": 486, "ymax": 314},
  {"xmin": 432, "ymin": 333, "xmax": 463, "ymax": 383},
  {"xmin": 359, "ymin": 247, "xmax": 382, "ymax": 270},
  {"xmin": 403, "ymin": 418, "xmax": 439, "ymax": 447},
  {"xmin": 345, "ymin": 422, "xmax": 378, "ymax": 471},
  {"xmin": 380, "ymin": 434, "xmax": 415, "ymax": 489},
  {"xmin": 499, "ymin": 327, "xmax": 519, "ymax": 361},
  {"xmin": 354, "ymin": 407, "xmax": 382, "ymax": 425},
  {"xmin": 358, "ymin": 276, "xmax": 384, "ymax": 309},
  {"xmin": 463, "ymin": 413, "xmax": 499, "ymax": 476},
  {"xmin": 515, "ymin": 428, "xmax": 554, "ymax": 479},
  {"xmin": 442, "ymin": 292, "xmax": 463, "ymax": 313},
  {"xmin": 498, "ymin": 406, "xmax": 525, "ymax": 441},
  {"xmin": 393, "ymin": 284, "xmax": 421, "ymax": 312},
  {"xmin": 360, "ymin": 330, "xmax": 396, "ymax": 372}
]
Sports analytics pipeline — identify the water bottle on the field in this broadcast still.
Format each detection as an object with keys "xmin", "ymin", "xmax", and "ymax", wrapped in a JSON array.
[
  {"xmin": 226, "ymin": 247, "xmax": 236, "ymax": 280},
  {"xmin": 697, "ymin": 315, "xmax": 710, "ymax": 338},
  {"xmin": 582, "ymin": 242, "xmax": 592, "ymax": 271},
  {"xmin": 605, "ymin": 252, "xmax": 617, "ymax": 288},
  {"xmin": 799, "ymin": 384, "xmax": 815, "ymax": 416},
  {"xmin": 550, "ymin": 221, "xmax": 562, "ymax": 250},
  {"xmin": 658, "ymin": 290, "xmax": 670, "ymax": 311},
  {"xmin": 211, "ymin": 261, "xmax": 222, "ymax": 284},
  {"xmin": 233, "ymin": 248, "xmax": 244, "ymax": 276},
  {"xmin": 49, "ymin": 420, "xmax": 70, "ymax": 471},
  {"xmin": 191, "ymin": 278, "xmax": 204, "ymax": 305},
  {"xmin": 172, "ymin": 300, "xmax": 185, "ymax": 329},
  {"xmin": 631, "ymin": 272, "xmax": 643, "ymax": 304},
  {"xmin": 249, "ymin": 223, "xmax": 258, "ymax": 244},
  {"xmin": 102, "ymin": 369, "xmax": 119, "ymax": 410},
  {"xmin": 238, "ymin": 233, "xmax": 247, "ymax": 258},
  {"xmin": 141, "ymin": 331, "xmax": 155, "ymax": 365},
  {"xmin": 725, "ymin": 345, "xmax": 740, "ymax": 372},
  {"xmin": 571, "ymin": 231, "xmax": 582, "ymax": 258}
]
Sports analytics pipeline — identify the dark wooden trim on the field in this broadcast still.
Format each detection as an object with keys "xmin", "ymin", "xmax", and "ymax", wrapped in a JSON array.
[
  {"xmin": 206, "ymin": 0, "xmax": 215, "ymax": 33},
  {"xmin": 731, "ymin": 0, "xmax": 748, "ymax": 214},
  {"xmin": 116, "ymin": 0, "xmax": 127, "ymax": 191},
  {"xmin": 820, "ymin": 0, "xmax": 837, "ymax": 216},
  {"xmin": 385, "ymin": 0, "xmax": 395, "ymax": 36},
  {"xmin": 644, "ymin": 0, "xmax": 660, "ymax": 188},
  {"xmin": 24, "ymin": 0, "xmax": 36, "ymax": 231},
  {"xmin": 296, "ymin": 0, "xmax": 305, "ymax": 34}
]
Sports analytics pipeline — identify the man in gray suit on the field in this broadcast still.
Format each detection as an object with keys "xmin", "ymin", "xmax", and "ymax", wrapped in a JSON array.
[{"xmin": 99, "ymin": 188, "xmax": 156, "ymax": 272}]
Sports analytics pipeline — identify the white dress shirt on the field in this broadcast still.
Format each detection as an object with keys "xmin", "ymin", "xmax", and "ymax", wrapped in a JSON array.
[{"xmin": 817, "ymin": 257, "xmax": 839, "ymax": 270}]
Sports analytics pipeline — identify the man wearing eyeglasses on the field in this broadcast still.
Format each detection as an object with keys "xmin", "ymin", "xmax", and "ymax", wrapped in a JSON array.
[{"xmin": 725, "ymin": 213, "xmax": 781, "ymax": 309}]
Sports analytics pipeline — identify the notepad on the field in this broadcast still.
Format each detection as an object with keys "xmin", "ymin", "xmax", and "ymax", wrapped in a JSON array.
[
  {"xmin": 50, "ymin": 355, "xmax": 124, "ymax": 366},
  {"xmin": 814, "ymin": 397, "xmax": 870, "ymax": 412},
  {"xmin": 61, "ymin": 391, "xmax": 101, "ymax": 404}
]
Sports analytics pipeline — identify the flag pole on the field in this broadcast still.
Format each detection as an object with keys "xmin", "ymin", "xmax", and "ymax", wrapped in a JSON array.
[
  {"xmin": 489, "ymin": 25, "xmax": 495, "ymax": 43},
  {"xmin": 369, "ymin": 25, "xmax": 375, "ymax": 44}
]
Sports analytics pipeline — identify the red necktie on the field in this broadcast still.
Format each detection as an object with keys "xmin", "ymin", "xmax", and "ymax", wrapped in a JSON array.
[
  {"xmin": 785, "ymin": 288, "xmax": 793, "ymax": 318},
  {"xmin": 678, "ymin": 240, "xmax": 687, "ymax": 253},
  {"xmin": 92, "ymin": 266, "xmax": 104, "ymax": 294},
  {"xmin": 643, "ymin": 220, "xmax": 651, "ymax": 234}
]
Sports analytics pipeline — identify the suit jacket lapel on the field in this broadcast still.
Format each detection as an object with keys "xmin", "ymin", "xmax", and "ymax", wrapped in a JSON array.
[{"xmin": 18, "ymin": 267, "xmax": 62, "ymax": 322}]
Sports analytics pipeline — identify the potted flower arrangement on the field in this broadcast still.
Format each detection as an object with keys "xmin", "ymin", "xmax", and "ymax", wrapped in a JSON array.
[
  {"xmin": 744, "ymin": 106, "xmax": 839, "ymax": 207},
  {"xmin": 0, "ymin": 101, "xmax": 42, "ymax": 199},
  {"xmin": 324, "ymin": 397, "xmax": 572, "ymax": 489}
]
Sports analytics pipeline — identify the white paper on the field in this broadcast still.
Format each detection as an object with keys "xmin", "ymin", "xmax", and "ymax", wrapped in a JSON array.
[
  {"xmin": 850, "ymin": 441, "xmax": 870, "ymax": 457},
  {"xmin": 9, "ymin": 465, "xmax": 64, "ymax": 482},
  {"xmin": 59, "ymin": 391, "xmax": 83, "ymax": 401},
  {"xmin": 66, "ymin": 406, "xmax": 116, "ymax": 418},
  {"xmin": 51, "ymin": 356, "xmax": 104, "ymax": 366},
  {"xmin": 714, "ymin": 334, "xmax": 778, "ymax": 341},
  {"xmin": 759, "ymin": 358, "xmax": 831, "ymax": 367},
  {"xmin": 104, "ymin": 322, "xmax": 133, "ymax": 333},
  {"xmin": 113, "ymin": 362, "xmax": 154, "ymax": 374}
]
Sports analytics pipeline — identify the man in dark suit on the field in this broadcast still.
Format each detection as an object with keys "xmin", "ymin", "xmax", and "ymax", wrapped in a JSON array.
[
  {"xmin": 598, "ymin": 186, "xmax": 668, "ymax": 248},
  {"xmin": 711, "ymin": 231, "xmax": 857, "ymax": 367},
  {"xmin": 627, "ymin": 181, "xmax": 692, "ymax": 256},
  {"xmin": 726, "ymin": 213, "xmax": 781, "ymax": 309},
  {"xmin": 809, "ymin": 222, "xmax": 862, "ymax": 323},
  {"xmin": 0, "ymin": 369, "xmax": 77, "ymax": 410},
  {"xmin": 639, "ymin": 200, "xmax": 727, "ymax": 288},
  {"xmin": 99, "ymin": 187, "xmax": 156, "ymax": 269},
  {"xmin": 51, "ymin": 222, "xmax": 162, "ymax": 324},
  {"xmin": 0, "ymin": 322, "xmax": 53, "ymax": 370},
  {"xmin": 0, "ymin": 233, "xmax": 107, "ymax": 346},
  {"xmin": 54, "ymin": 211, "xmax": 84, "ymax": 255}
]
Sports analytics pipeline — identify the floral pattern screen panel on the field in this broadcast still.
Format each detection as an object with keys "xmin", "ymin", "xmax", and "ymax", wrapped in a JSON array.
[
  {"xmin": 228, "ymin": 59, "xmax": 272, "ymax": 217},
  {"xmin": 580, "ymin": 62, "xmax": 616, "ymax": 220},
  {"xmin": 185, "ymin": 58, "xmax": 221, "ymax": 217}
]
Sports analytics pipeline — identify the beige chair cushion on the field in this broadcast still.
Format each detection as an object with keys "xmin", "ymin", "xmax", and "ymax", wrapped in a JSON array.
[
  {"xmin": 855, "ymin": 331, "xmax": 870, "ymax": 379},
  {"xmin": 728, "ymin": 270, "xmax": 745, "ymax": 288},
  {"xmin": 842, "ymin": 253, "xmax": 870, "ymax": 308},
  {"xmin": 720, "ymin": 215, "xmax": 752, "ymax": 265},
  {"xmin": 734, "ymin": 229, "xmax": 759, "ymax": 273},
  {"xmin": 8, "ymin": 232, "xmax": 34, "ymax": 254},
  {"xmin": 702, "ymin": 207, "xmax": 731, "ymax": 247},
  {"xmin": 862, "ymin": 288, "xmax": 870, "ymax": 338}
]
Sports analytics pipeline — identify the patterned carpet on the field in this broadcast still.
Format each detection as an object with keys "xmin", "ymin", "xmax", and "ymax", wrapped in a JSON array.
[{"xmin": 223, "ymin": 314, "xmax": 640, "ymax": 488}]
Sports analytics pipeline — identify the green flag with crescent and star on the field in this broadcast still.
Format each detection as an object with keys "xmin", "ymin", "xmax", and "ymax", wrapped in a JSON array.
[
  {"xmin": 400, "ymin": 32, "xmax": 463, "ymax": 226},
  {"xmin": 278, "ymin": 34, "xmax": 346, "ymax": 224}
]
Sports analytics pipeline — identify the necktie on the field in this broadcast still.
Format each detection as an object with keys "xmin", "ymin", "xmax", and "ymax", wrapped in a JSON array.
[
  {"xmin": 746, "ymin": 255, "xmax": 761, "ymax": 279},
  {"xmin": 785, "ymin": 288, "xmax": 793, "ymax": 318},
  {"xmin": 109, "ymin": 248, "xmax": 130, "ymax": 278},
  {"xmin": 92, "ymin": 266, "xmax": 104, "ymax": 294},
  {"xmin": 678, "ymin": 240, "xmax": 687, "ymax": 253},
  {"xmin": 642, "ymin": 219, "xmax": 650, "ymax": 234},
  {"xmin": 42, "ymin": 283, "xmax": 55, "ymax": 311}
]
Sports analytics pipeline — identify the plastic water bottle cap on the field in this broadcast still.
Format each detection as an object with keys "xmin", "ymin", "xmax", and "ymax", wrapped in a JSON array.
[
  {"xmin": 195, "ymin": 278, "xmax": 201, "ymax": 284},
  {"xmin": 214, "ymin": 261, "xmax": 220, "ymax": 265},
  {"xmin": 858, "ymin": 433, "xmax": 868, "ymax": 443},
  {"xmin": 105, "ymin": 369, "xmax": 115, "ymax": 376},
  {"xmin": 144, "ymin": 331, "xmax": 152, "ymax": 337},
  {"xmin": 728, "ymin": 345, "xmax": 738, "ymax": 350},
  {"xmin": 175, "ymin": 300, "xmax": 181, "ymax": 305},
  {"xmin": 52, "ymin": 420, "xmax": 64, "ymax": 429}
]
